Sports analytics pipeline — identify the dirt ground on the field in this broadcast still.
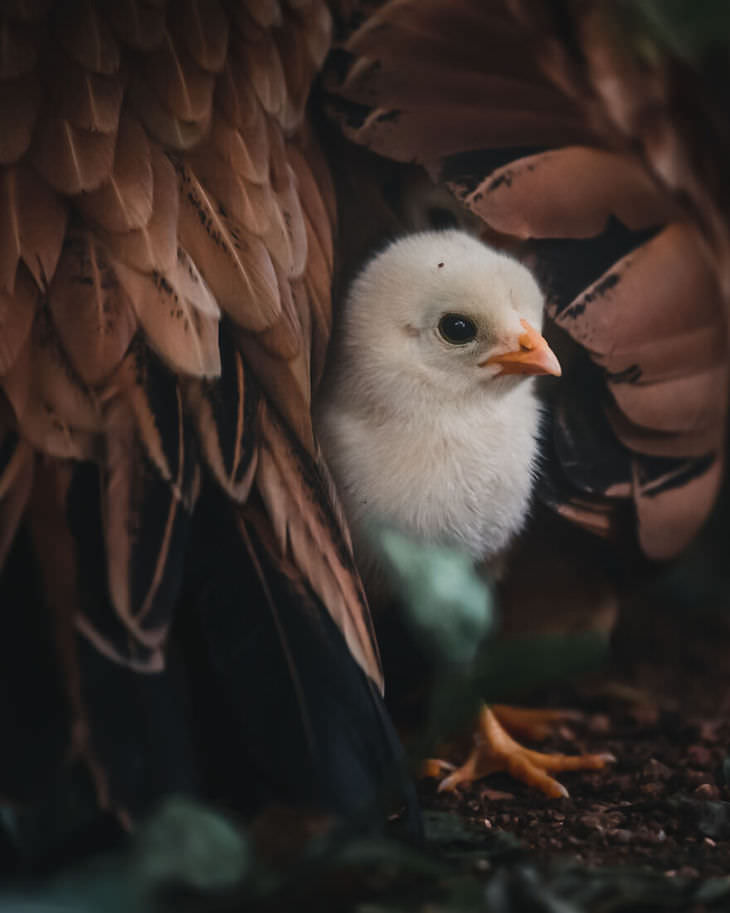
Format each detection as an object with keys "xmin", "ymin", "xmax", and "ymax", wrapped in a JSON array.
[{"xmin": 420, "ymin": 591, "xmax": 730, "ymax": 880}]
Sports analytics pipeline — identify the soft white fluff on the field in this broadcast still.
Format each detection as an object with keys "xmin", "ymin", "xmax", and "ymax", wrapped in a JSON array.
[{"xmin": 315, "ymin": 229, "xmax": 546, "ymax": 582}]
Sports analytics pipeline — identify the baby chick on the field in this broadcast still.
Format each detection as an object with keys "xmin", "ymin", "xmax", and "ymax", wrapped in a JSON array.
[
  {"xmin": 317, "ymin": 229, "xmax": 557, "ymax": 575},
  {"xmin": 316, "ymin": 229, "xmax": 613, "ymax": 797}
]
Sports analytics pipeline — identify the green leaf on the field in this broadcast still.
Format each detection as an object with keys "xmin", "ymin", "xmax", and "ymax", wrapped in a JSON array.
[
  {"xmin": 623, "ymin": 0, "xmax": 730, "ymax": 64},
  {"xmin": 134, "ymin": 796, "xmax": 249, "ymax": 892},
  {"xmin": 374, "ymin": 526, "xmax": 495, "ymax": 667},
  {"xmin": 475, "ymin": 632, "xmax": 610, "ymax": 703}
]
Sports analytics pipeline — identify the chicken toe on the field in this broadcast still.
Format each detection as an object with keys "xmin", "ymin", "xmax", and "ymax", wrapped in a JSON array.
[{"xmin": 426, "ymin": 705, "xmax": 614, "ymax": 798}]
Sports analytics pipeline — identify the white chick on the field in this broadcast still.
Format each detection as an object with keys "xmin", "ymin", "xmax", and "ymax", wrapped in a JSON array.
[
  {"xmin": 315, "ymin": 230, "xmax": 616, "ymax": 800},
  {"xmin": 315, "ymin": 228, "xmax": 561, "ymax": 585}
]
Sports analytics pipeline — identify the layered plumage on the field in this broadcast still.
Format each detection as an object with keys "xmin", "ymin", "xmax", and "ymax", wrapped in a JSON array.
[
  {"xmin": 0, "ymin": 0, "xmax": 412, "ymax": 858},
  {"xmin": 325, "ymin": 0, "xmax": 729, "ymax": 561}
]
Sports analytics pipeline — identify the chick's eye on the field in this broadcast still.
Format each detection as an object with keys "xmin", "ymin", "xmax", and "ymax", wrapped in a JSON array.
[{"xmin": 438, "ymin": 313, "xmax": 477, "ymax": 345}]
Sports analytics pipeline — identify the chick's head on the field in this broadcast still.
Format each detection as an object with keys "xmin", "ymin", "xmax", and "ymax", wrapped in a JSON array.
[{"xmin": 341, "ymin": 230, "xmax": 560, "ymax": 406}]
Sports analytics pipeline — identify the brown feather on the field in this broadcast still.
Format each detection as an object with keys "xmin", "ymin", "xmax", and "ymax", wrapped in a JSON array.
[
  {"xmin": 127, "ymin": 71, "xmax": 211, "ymax": 150},
  {"xmin": 77, "ymin": 114, "xmax": 154, "ymax": 232},
  {"xmin": 0, "ymin": 263, "xmax": 38, "ymax": 374},
  {"xmin": 0, "ymin": 436, "xmax": 33, "ymax": 569},
  {"xmin": 605, "ymin": 407, "xmax": 722, "ymax": 461},
  {"xmin": 608, "ymin": 367, "xmax": 727, "ymax": 440},
  {"xmin": 238, "ymin": 330, "xmax": 313, "ymax": 453},
  {"xmin": 186, "ymin": 338, "xmax": 261, "ymax": 503},
  {"xmin": 255, "ymin": 261, "xmax": 304, "ymax": 361},
  {"xmin": 0, "ymin": 164, "xmax": 68, "ymax": 292},
  {"xmin": 31, "ymin": 113, "xmax": 117, "ymax": 194},
  {"xmin": 100, "ymin": 0, "xmax": 167, "ymax": 51},
  {"xmin": 46, "ymin": 50, "xmax": 124, "ymax": 133},
  {"xmin": 253, "ymin": 401, "xmax": 383, "ymax": 691},
  {"xmin": 175, "ymin": 159, "xmax": 280, "ymax": 330},
  {"xmin": 209, "ymin": 98, "xmax": 270, "ymax": 185},
  {"xmin": 238, "ymin": 0, "xmax": 283, "ymax": 31},
  {"xmin": 58, "ymin": 0, "xmax": 120, "ymax": 75},
  {"xmin": 461, "ymin": 147, "xmax": 674, "ymax": 239},
  {"xmin": 2, "ymin": 311, "xmax": 101, "ymax": 459},
  {"xmin": 0, "ymin": 17, "xmax": 40, "ymax": 79},
  {"xmin": 244, "ymin": 28, "xmax": 287, "ymax": 120},
  {"xmin": 113, "ymin": 245, "xmax": 221, "ymax": 379},
  {"xmin": 633, "ymin": 455, "xmax": 723, "ymax": 560},
  {"xmin": 105, "ymin": 341, "xmax": 194, "ymax": 503},
  {"xmin": 190, "ymin": 144, "xmax": 275, "ymax": 236},
  {"xmin": 553, "ymin": 224, "xmax": 726, "ymax": 380},
  {"xmin": 263, "ymin": 124, "xmax": 308, "ymax": 277},
  {"xmin": 302, "ymin": 216, "xmax": 332, "ymax": 391},
  {"xmin": 288, "ymin": 141, "xmax": 334, "ymax": 274},
  {"xmin": 144, "ymin": 30, "xmax": 215, "ymax": 123},
  {"xmin": 100, "ymin": 393, "xmax": 199, "ymax": 669},
  {"xmin": 263, "ymin": 176, "xmax": 307, "ymax": 279},
  {"xmin": 553, "ymin": 496, "xmax": 618, "ymax": 540},
  {"xmin": 0, "ymin": 73, "xmax": 40, "ymax": 164},
  {"xmin": 97, "ymin": 143, "xmax": 178, "ymax": 274},
  {"xmin": 174, "ymin": 0, "xmax": 229, "ymax": 73},
  {"xmin": 189, "ymin": 121, "xmax": 274, "ymax": 233},
  {"xmin": 274, "ymin": 21, "xmax": 310, "ymax": 133},
  {"xmin": 48, "ymin": 230, "xmax": 138, "ymax": 385},
  {"xmin": 216, "ymin": 53, "xmax": 272, "ymax": 181}
]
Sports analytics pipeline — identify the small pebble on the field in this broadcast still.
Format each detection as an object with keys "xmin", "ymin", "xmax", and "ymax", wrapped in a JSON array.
[
  {"xmin": 643, "ymin": 758, "xmax": 673, "ymax": 781},
  {"xmin": 698, "ymin": 720, "xmax": 721, "ymax": 742},
  {"xmin": 675, "ymin": 866, "xmax": 700, "ymax": 878},
  {"xmin": 588, "ymin": 713, "xmax": 611, "ymax": 734},
  {"xmin": 687, "ymin": 745, "xmax": 714, "ymax": 767},
  {"xmin": 630, "ymin": 705, "xmax": 660, "ymax": 727},
  {"xmin": 684, "ymin": 769, "xmax": 712, "ymax": 787},
  {"xmin": 607, "ymin": 828, "xmax": 633, "ymax": 844},
  {"xmin": 481, "ymin": 788, "xmax": 515, "ymax": 801},
  {"xmin": 578, "ymin": 814, "xmax": 605, "ymax": 835},
  {"xmin": 640, "ymin": 781, "xmax": 664, "ymax": 797},
  {"xmin": 694, "ymin": 783, "xmax": 721, "ymax": 799}
]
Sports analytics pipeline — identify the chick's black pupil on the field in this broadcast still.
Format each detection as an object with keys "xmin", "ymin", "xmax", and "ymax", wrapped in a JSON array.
[{"xmin": 439, "ymin": 313, "xmax": 477, "ymax": 344}]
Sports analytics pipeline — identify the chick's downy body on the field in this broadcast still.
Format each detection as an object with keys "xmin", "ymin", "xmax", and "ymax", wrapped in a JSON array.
[
  {"xmin": 316, "ymin": 229, "xmax": 556, "ymax": 579},
  {"xmin": 315, "ymin": 230, "xmax": 616, "ymax": 799}
]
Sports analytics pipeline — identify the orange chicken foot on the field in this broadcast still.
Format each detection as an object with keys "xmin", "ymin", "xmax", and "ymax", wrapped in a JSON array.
[{"xmin": 424, "ymin": 704, "xmax": 615, "ymax": 798}]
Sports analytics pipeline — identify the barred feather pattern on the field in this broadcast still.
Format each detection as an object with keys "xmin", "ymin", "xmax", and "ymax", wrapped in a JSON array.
[
  {"xmin": 0, "ymin": 0, "xmax": 381, "ymax": 823},
  {"xmin": 325, "ymin": 0, "xmax": 729, "ymax": 560}
]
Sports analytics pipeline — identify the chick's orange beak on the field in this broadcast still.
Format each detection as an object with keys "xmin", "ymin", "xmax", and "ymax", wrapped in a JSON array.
[{"xmin": 484, "ymin": 319, "xmax": 562, "ymax": 377}]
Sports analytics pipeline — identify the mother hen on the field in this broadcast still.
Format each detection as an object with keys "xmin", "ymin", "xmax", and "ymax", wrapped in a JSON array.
[{"xmin": 0, "ymin": 0, "xmax": 727, "ymax": 866}]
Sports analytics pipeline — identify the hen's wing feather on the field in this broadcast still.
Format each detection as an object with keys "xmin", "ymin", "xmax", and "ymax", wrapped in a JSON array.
[{"xmin": 0, "ymin": 0, "xmax": 390, "ymax": 842}]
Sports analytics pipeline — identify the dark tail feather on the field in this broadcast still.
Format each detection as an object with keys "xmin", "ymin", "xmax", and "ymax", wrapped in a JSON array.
[{"xmin": 179, "ymin": 480, "xmax": 419, "ymax": 829}]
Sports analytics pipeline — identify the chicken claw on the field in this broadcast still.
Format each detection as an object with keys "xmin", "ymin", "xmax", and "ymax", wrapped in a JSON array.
[{"xmin": 426, "ymin": 705, "xmax": 615, "ymax": 798}]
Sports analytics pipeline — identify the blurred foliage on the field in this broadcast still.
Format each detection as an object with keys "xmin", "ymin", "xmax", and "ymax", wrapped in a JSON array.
[
  {"xmin": 373, "ymin": 525, "xmax": 610, "ymax": 751},
  {"xmin": 3, "ymin": 800, "xmax": 729, "ymax": 913},
  {"xmin": 376, "ymin": 528, "xmax": 495, "ymax": 668},
  {"xmin": 474, "ymin": 633, "xmax": 609, "ymax": 704},
  {"xmin": 622, "ymin": 0, "xmax": 730, "ymax": 64},
  {"xmin": 0, "ymin": 798, "xmax": 249, "ymax": 913}
]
